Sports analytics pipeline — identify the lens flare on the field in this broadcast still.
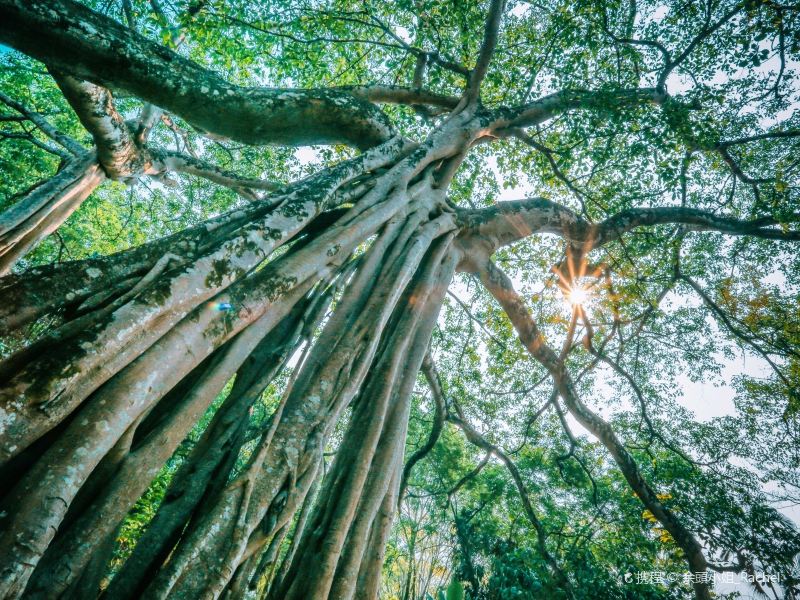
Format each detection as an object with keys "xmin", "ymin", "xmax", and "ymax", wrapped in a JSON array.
[{"xmin": 566, "ymin": 285, "xmax": 589, "ymax": 307}]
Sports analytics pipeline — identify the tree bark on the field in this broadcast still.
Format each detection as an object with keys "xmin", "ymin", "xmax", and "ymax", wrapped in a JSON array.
[
  {"xmin": 52, "ymin": 74, "xmax": 144, "ymax": 180},
  {"xmin": 0, "ymin": 152, "xmax": 104, "ymax": 275},
  {"xmin": 0, "ymin": 99, "xmax": 475, "ymax": 599},
  {"xmin": 102, "ymin": 297, "xmax": 324, "ymax": 600},
  {"xmin": 0, "ymin": 136, "xmax": 407, "ymax": 466},
  {"xmin": 273, "ymin": 239, "xmax": 457, "ymax": 600},
  {"xmin": 23, "ymin": 292, "xmax": 322, "ymax": 599}
]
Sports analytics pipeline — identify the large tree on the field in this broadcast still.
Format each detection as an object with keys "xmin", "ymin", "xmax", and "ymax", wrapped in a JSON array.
[{"xmin": 0, "ymin": 0, "xmax": 799, "ymax": 599}]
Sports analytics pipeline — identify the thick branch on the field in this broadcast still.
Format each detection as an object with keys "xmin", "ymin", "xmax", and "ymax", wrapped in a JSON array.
[
  {"xmin": 458, "ymin": 198, "xmax": 800, "ymax": 256},
  {"xmin": 457, "ymin": 197, "xmax": 585, "ymax": 255},
  {"xmin": 593, "ymin": 207, "xmax": 800, "ymax": 246},
  {"xmin": 345, "ymin": 85, "xmax": 459, "ymax": 110},
  {"xmin": 52, "ymin": 73, "xmax": 144, "ymax": 180},
  {"xmin": 0, "ymin": 152, "xmax": 104, "ymax": 275},
  {"xmin": 719, "ymin": 129, "xmax": 800, "ymax": 148},
  {"xmin": 490, "ymin": 87, "xmax": 667, "ymax": 130},
  {"xmin": 0, "ymin": 0, "xmax": 394, "ymax": 149}
]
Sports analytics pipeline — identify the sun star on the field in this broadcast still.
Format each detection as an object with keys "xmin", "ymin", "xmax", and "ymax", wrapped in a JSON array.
[{"xmin": 567, "ymin": 285, "xmax": 590, "ymax": 307}]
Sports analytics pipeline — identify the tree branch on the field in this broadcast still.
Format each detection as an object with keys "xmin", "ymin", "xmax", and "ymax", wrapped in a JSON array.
[
  {"xmin": 464, "ymin": 0, "xmax": 506, "ymax": 105},
  {"xmin": 657, "ymin": 3, "xmax": 744, "ymax": 91},
  {"xmin": 458, "ymin": 198, "xmax": 800, "ymax": 257},
  {"xmin": 0, "ymin": 0, "xmax": 394, "ymax": 150},
  {"xmin": 593, "ymin": 207, "xmax": 800, "ymax": 246},
  {"xmin": 681, "ymin": 275, "xmax": 797, "ymax": 395},
  {"xmin": 470, "ymin": 257, "xmax": 713, "ymax": 600},
  {"xmin": 0, "ymin": 90, "xmax": 84, "ymax": 155},
  {"xmin": 446, "ymin": 452, "xmax": 491, "ymax": 496},
  {"xmin": 360, "ymin": 13, "xmax": 469, "ymax": 77},
  {"xmin": 718, "ymin": 129, "xmax": 800, "ymax": 148},
  {"xmin": 345, "ymin": 85, "xmax": 459, "ymax": 110},
  {"xmin": 0, "ymin": 130, "xmax": 72, "ymax": 160},
  {"xmin": 581, "ymin": 321, "xmax": 698, "ymax": 466},
  {"xmin": 446, "ymin": 400, "xmax": 574, "ymax": 599},
  {"xmin": 456, "ymin": 197, "xmax": 585, "ymax": 257},
  {"xmin": 152, "ymin": 150, "xmax": 280, "ymax": 200},
  {"xmin": 490, "ymin": 87, "xmax": 668, "ymax": 130},
  {"xmin": 52, "ymin": 72, "xmax": 144, "ymax": 180}
]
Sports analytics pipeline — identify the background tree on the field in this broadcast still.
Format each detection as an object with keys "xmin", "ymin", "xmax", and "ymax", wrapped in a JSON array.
[{"xmin": 0, "ymin": 0, "xmax": 799, "ymax": 599}]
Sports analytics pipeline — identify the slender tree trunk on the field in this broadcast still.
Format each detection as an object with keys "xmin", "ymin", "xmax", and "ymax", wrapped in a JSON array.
[
  {"xmin": 137, "ymin": 205, "xmax": 455, "ymax": 599},
  {"xmin": 268, "ymin": 459, "xmax": 323, "ymax": 596},
  {"xmin": 355, "ymin": 465, "xmax": 402, "ymax": 600}
]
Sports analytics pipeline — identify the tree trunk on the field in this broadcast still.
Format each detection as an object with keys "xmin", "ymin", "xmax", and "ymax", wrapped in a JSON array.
[
  {"xmin": 22, "ymin": 294, "xmax": 321, "ymax": 599},
  {"xmin": 100, "ymin": 301, "xmax": 316, "ymax": 600},
  {"xmin": 271, "ymin": 240, "xmax": 457, "ymax": 600},
  {"xmin": 0, "ymin": 152, "xmax": 104, "ymax": 275},
  {"xmin": 0, "ymin": 93, "xmax": 484, "ymax": 596}
]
